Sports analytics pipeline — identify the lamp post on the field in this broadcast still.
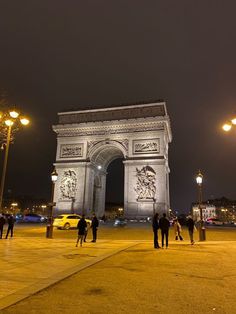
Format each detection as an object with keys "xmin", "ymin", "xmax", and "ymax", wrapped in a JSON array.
[
  {"xmin": 0, "ymin": 109, "xmax": 30, "ymax": 211},
  {"xmin": 196, "ymin": 170, "xmax": 206, "ymax": 241},
  {"xmin": 222, "ymin": 116, "xmax": 236, "ymax": 132},
  {"xmin": 46, "ymin": 168, "xmax": 58, "ymax": 238}
]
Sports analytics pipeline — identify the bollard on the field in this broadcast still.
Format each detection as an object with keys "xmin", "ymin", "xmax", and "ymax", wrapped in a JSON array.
[{"xmin": 46, "ymin": 224, "xmax": 53, "ymax": 238}]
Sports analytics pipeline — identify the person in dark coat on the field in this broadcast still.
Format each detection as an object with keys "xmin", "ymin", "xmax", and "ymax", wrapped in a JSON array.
[
  {"xmin": 5, "ymin": 215, "xmax": 15, "ymax": 239},
  {"xmin": 152, "ymin": 213, "xmax": 160, "ymax": 249},
  {"xmin": 0, "ymin": 214, "xmax": 6, "ymax": 239},
  {"xmin": 76, "ymin": 215, "xmax": 87, "ymax": 247},
  {"xmin": 159, "ymin": 213, "xmax": 170, "ymax": 248},
  {"xmin": 91, "ymin": 213, "xmax": 99, "ymax": 242},
  {"xmin": 186, "ymin": 215, "xmax": 195, "ymax": 245}
]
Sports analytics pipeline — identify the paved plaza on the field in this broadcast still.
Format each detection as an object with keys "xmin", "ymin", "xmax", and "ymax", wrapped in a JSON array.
[{"xmin": 1, "ymin": 224, "xmax": 236, "ymax": 313}]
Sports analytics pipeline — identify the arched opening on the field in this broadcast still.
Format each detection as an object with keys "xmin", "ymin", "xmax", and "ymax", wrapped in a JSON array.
[
  {"xmin": 88, "ymin": 141, "xmax": 126, "ymax": 217},
  {"xmin": 105, "ymin": 158, "xmax": 124, "ymax": 216}
]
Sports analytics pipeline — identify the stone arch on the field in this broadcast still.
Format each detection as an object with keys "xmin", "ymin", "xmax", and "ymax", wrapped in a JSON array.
[
  {"xmin": 88, "ymin": 140, "xmax": 127, "ymax": 170},
  {"xmin": 53, "ymin": 101, "xmax": 172, "ymax": 218}
]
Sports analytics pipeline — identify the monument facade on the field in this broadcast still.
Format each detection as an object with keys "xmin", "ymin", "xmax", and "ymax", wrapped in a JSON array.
[{"xmin": 52, "ymin": 101, "xmax": 172, "ymax": 218}]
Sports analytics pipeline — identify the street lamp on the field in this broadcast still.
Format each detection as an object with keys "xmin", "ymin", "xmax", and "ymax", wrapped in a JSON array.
[
  {"xmin": 195, "ymin": 170, "xmax": 206, "ymax": 241},
  {"xmin": 0, "ymin": 109, "xmax": 30, "ymax": 211},
  {"xmin": 46, "ymin": 168, "xmax": 58, "ymax": 238},
  {"xmin": 222, "ymin": 116, "xmax": 236, "ymax": 132}
]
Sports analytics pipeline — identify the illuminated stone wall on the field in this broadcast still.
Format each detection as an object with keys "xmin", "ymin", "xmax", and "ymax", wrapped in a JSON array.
[{"xmin": 53, "ymin": 101, "xmax": 172, "ymax": 218}]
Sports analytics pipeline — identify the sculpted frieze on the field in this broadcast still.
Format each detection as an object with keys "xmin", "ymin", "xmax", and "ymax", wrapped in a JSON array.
[
  {"xmin": 60, "ymin": 144, "xmax": 83, "ymax": 158},
  {"xmin": 134, "ymin": 166, "xmax": 156, "ymax": 200},
  {"xmin": 54, "ymin": 121, "xmax": 164, "ymax": 137},
  {"xmin": 133, "ymin": 139, "xmax": 160, "ymax": 154},
  {"xmin": 60, "ymin": 170, "xmax": 77, "ymax": 200}
]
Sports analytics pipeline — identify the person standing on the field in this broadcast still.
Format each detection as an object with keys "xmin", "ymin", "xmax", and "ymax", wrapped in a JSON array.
[
  {"xmin": 5, "ymin": 214, "xmax": 15, "ymax": 239},
  {"xmin": 186, "ymin": 215, "xmax": 195, "ymax": 245},
  {"xmin": 152, "ymin": 213, "xmax": 160, "ymax": 249},
  {"xmin": 76, "ymin": 215, "xmax": 87, "ymax": 247},
  {"xmin": 0, "ymin": 214, "xmax": 6, "ymax": 239},
  {"xmin": 91, "ymin": 213, "xmax": 99, "ymax": 243},
  {"xmin": 159, "ymin": 213, "xmax": 170, "ymax": 248},
  {"xmin": 173, "ymin": 218, "xmax": 183, "ymax": 241}
]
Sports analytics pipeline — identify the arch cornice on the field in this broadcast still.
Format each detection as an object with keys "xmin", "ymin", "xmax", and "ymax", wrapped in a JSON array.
[{"xmin": 53, "ymin": 119, "xmax": 171, "ymax": 142}]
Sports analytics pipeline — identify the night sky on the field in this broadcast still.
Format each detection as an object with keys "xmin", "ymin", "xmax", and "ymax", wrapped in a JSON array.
[{"xmin": 1, "ymin": 1, "xmax": 236, "ymax": 212}]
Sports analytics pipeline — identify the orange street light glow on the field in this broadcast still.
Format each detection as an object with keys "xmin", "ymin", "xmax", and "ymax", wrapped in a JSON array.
[
  {"xmin": 5, "ymin": 119, "xmax": 14, "ymax": 126},
  {"xmin": 20, "ymin": 117, "xmax": 30, "ymax": 125},
  {"xmin": 222, "ymin": 123, "xmax": 232, "ymax": 131},
  {"xmin": 231, "ymin": 118, "xmax": 236, "ymax": 125},
  {"xmin": 9, "ymin": 110, "xmax": 19, "ymax": 118}
]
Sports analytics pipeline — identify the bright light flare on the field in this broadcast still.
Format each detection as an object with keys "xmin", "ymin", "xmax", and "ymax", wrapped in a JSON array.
[
  {"xmin": 9, "ymin": 110, "xmax": 19, "ymax": 118},
  {"xmin": 5, "ymin": 119, "xmax": 14, "ymax": 126},
  {"xmin": 231, "ymin": 118, "xmax": 236, "ymax": 125},
  {"xmin": 20, "ymin": 117, "xmax": 29, "ymax": 125},
  {"xmin": 196, "ymin": 171, "xmax": 203, "ymax": 185},
  {"xmin": 222, "ymin": 123, "xmax": 232, "ymax": 132}
]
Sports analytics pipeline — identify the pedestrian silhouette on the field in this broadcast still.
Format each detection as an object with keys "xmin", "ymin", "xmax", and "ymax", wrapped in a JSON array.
[
  {"xmin": 5, "ymin": 215, "xmax": 15, "ymax": 239},
  {"xmin": 159, "ymin": 213, "xmax": 170, "ymax": 248},
  {"xmin": 91, "ymin": 213, "xmax": 99, "ymax": 242},
  {"xmin": 0, "ymin": 214, "xmax": 6, "ymax": 239},
  {"xmin": 173, "ymin": 218, "xmax": 183, "ymax": 241},
  {"xmin": 152, "ymin": 213, "xmax": 160, "ymax": 249},
  {"xmin": 186, "ymin": 215, "xmax": 195, "ymax": 245},
  {"xmin": 76, "ymin": 215, "xmax": 87, "ymax": 247}
]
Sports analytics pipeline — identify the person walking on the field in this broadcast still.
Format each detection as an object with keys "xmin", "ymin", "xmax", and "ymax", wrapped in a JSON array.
[
  {"xmin": 173, "ymin": 218, "xmax": 183, "ymax": 241},
  {"xmin": 76, "ymin": 215, "xmax": 87, "ymax": 247},
  {"xmin": 91, "ymin": 213, "xmax": 99, "ymax": 243},
  {"xmin": 5, "ymin": 214, "xmax": 15, "ymax": 239},
  {"xmin": 152, "ymin": 213, "xmax": 160, "ymax": 249},
  {"xmin": 159, "ymin": 213, "xmax": 170, "ymax": 248},
  {"xmin": 0, "ymin": 214, "xmax": 6, "ymax": 239},
  {"xmin": 186, "ymin": 215, "xmax": 195, "ymax": 245}
]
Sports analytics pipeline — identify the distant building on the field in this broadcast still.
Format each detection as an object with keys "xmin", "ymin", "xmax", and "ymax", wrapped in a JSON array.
[
  {"xmin": 192, "ymin": 197, "xmax": 236, "ymax": 223},
  {"xmin": 207, "ymin": 197, "xmax": 236, "ymax": 223},
  {"xmin": 192, "ymin": 204, "xmax": 216, "ymax": 221}
]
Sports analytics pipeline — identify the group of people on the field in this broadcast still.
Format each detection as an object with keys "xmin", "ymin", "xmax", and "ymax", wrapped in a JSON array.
[
  {"xmin": 76, "ymin": 213, "xmax": 99, "ymax": 247},
  {"xmin": 0, "ymin": 214, "xmax": 15, "ymax": 239},
  {"xmin": 152, "ymin": 213, "xmax": 196, "ymax": 249}
]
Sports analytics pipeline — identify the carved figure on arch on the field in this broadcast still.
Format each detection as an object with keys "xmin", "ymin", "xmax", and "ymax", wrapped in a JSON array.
[
  {"xmin": 134, "ymin": 166, "xmax": 156, "ymax": 200},
  {"xmin": 60, "ymin": 170, "xmax": 77, "ymax": 200}
]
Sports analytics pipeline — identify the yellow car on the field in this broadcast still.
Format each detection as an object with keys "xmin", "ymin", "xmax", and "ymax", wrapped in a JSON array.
[{"xmin": 53, "ymin": 214, "xmax": 92, "ymax": 230}]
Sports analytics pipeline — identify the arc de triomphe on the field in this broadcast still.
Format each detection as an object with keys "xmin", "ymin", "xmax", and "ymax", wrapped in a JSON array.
[{"xmin": 52, "ymin": 101, "xmax": 172, "ymax": 218}]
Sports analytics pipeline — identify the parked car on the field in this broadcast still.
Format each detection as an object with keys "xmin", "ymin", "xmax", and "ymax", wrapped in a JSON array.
[
  {"xmin": 23, "ymin": 213, "xmax": 47, "ymax": 223},
  {"xmin": 15, "ymin": 213, "xmax": 23, "ymax": 221},
  {"xmin": 206, "ymin": 218, "xmax": 224, "ymax": 226},
  {"xmin": 53, "ymin": 214, "xmax": 92, "ymax": 230},
  {"xmin": 113, "ymin": 218, "xmax": 127, "ymax": 227}
]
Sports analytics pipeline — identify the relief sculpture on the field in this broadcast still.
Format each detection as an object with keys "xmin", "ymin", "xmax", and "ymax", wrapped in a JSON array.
[
  {"xmin": 134, "ymin": 166, "xmax": 156, "ymax": 200},
  {"xmin": 60, "ymin": 144, "xmax": 83, "ymax": 158},
  {"xmin": 133, "ymin": 139, "xmax": 160, "ymax": 154},
  {"xmin": 60, "ymin": 170, "xmax": 77, "ymax": 199}
]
